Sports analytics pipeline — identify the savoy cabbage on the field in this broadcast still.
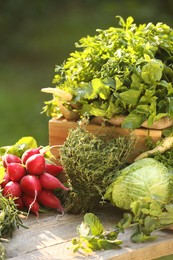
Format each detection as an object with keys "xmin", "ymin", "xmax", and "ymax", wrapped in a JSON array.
[{"xmin": 104, "ymin": 158, "xmax": 173, "ymax": 210}]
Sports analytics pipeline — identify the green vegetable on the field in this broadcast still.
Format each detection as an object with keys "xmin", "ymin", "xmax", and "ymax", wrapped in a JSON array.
[
  {"xmin": 0, "ymin": 136, "xmax": 38, "ymax": 158},
  {"xmin": 104, "ymin": 158, "xmax": 173, "ymax": 243},
  {"xmin": 104, "ymin": 158, "xmax": 173, "ymax": 210},
  {"xmin": 0, "ymin": 192, "xmax": 27, "ymax": 238},
  {"xmin": 71, "ymin": 213, "xmax": 122, "ymax": 253},
  {"xmin": 72, "ymin": 201, "xmax": 173, "ymax": 251},
  {"xmin": 0, "ymin": 242, "xmax": 5, "ymax": 260},
  {"xmin": 42, "ymin": 16, "xmax": 173, "ymax": 128},
  {"xmin": 0, "ymin": 193, "xmax": 27, "ymax": 260},
  {"xmin": 60, "ymin": 123, "xmax": 136, "ymax": 214},
  {"xmin": 117, "ymin": 198, "xmax": 173, "ymax": 243},
  {"xmin": 0, "ymin": 136, "xmax": 54, "ymax": 161}
]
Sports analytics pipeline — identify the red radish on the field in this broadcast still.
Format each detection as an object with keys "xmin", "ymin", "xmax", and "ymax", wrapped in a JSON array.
[
  {"xmin": 2, "ymin": 181, "xmax": 22, "ymax": 198},
  {"xmin": 7, "ymin": 163, "xmax": 26, "ymax": 182},
  {"xmin": 22, "ymin": 194, "xmax": 40, "ymax": 217},
  {"xmin": 45, "ymin": 163, "xmax": 63, "ymax": 176},
  {"xmin": 39, "ymin": 172, "xmax": 69, "ymax": 191},
  {"xmin": 3, "ymin": 154, "xmax": 21, "ymax": 168},
  {"xmin": 37, "ymin": 190, "xmax": 64, "ymax": 213},
  {"xmin": 21, "ymin": 147, "xmax": 41, "ymax": 165},
  {"xmin": 15, "ymin": 197, "xmax": 25, "ymax": 210},
  {"xmin": 20, "ymin": 175, "xmax": 42, "ymax": 196},
  {"xmin": 26, "ymin": 154, "xmax": 45, "ymax": 175},
  {"xmin": 1, "ymin": 172, "xmax": 10, "ymax": 188}
]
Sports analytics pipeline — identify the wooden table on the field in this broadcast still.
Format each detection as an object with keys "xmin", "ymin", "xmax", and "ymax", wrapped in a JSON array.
[{"xmin": 3, "ymin": 206, "xmax": 173, "ymax": 260}]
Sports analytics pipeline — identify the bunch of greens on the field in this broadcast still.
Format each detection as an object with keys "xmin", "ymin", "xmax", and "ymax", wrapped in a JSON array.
[
  {"xmin": 72, "ymin": 158, "xmax": 173, "ymax": 253},
  {"xmin": 0, "ymin": 136, "xmax": 53, "ymax": 161},
  {"xmin": 71, "ymin": 213, "xmax": 122, "ymax": 254},
  {"xmin": 0, "ymin": 193, "xmax": 26, "ymax": 238},
  {"xmin": 117, "ymin": 198, "xmax": 173, "ymax": 243},
  {"xmin": 42, "ymin": 16, "xmax": 173, "ymax": 128},
  {"xmin": 0, "ymin": 136, "xmax": 38, "ymax": 158},
  {"xmin": 60, "ymin": 124, "xmax": 136, "ymax": 214},
  {"xmin": 0, "ymin": 193, "xmax": 27, "ymax": 259},
  {"xmin": 104, "ymin": 158, "xmax": 173, "ymax": 242},
  {"xmin": 71, "ymin": 201, "xmax": 173, "ymax": 254}
]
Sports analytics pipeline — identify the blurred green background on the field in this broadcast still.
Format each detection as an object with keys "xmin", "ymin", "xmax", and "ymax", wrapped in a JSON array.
[{"xmin": 0, "ymin": 0, "xmax": 173, "ymax": 146}]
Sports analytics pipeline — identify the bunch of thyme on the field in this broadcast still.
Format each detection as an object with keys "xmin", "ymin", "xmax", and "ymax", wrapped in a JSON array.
[{"xmin": 60, "ymin": 126, "xmax": 136, "ymax": 214}]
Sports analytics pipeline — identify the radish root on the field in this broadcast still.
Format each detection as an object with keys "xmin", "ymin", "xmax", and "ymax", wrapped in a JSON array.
[
  {"xmin": 26, "ymin": 191, "xmax": 38, "ymax": 219},
  {"xmin": 135, "ymin": 136, "xmax": 173, "ymax": 161}
]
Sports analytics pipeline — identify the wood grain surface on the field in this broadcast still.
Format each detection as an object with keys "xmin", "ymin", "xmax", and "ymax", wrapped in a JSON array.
[{"xmin": 3, "ymin": 206, "xmax": 173, "ymax": 260}]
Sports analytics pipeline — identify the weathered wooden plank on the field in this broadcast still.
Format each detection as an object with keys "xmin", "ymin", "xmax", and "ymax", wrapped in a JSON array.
[{"xmin": 3, "ymin": 207, "xmax": 173, "ymax": 260}]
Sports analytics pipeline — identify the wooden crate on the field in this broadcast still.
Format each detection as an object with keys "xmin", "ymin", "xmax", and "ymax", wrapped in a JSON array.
[{"xmin": 49, "ymin": 118, "xmax": 162, "ymax": 163}]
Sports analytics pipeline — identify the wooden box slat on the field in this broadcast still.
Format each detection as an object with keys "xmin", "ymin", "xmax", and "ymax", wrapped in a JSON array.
[{"xmin": 49, "ymin": 118, "xmax": 162, "ymax": 163}]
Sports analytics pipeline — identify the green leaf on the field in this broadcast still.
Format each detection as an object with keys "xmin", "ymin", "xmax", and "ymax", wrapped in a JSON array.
[
  {"xmin": 121, "ymin": 111, "xmax": 147, "ymax": 128},
  {"xmin": 141, "ymin": 59, "xmax": 164, "ymax": 84},
  {"xmin": 103, "ymin": 229, "xmax": 119, "ymax": 240},
  {"xmin": 7, "ymin": 136, "xmax": 38, "ymax": 157},
  {"xmin": 167, "ymin": 97, "xmax": 173, "ymax": 117},
  {"xmin": 0, "ymin": 146, "xmax": 11, "ymax": 156},
  {"xmin": 158, "ymin": 204, "xmax": 173, "ymax": 226},
  {"xmin": 71, "ymin": 213, "xmax": 122, "ymax": 253},
  {"xmin": 165, "ymin": 204, "xmax": 173, "ymax": 213},
  {"xmin": 84, "ymin": 213, "xmax": 104, "ymax": 236},
  {"xmin": 126, "ymin": 16, "xmax": 134, "ymax": 28},
  {"xmin": 82, "ymin": 101, "xmax": 107, "ymax": 117},
  {"xmin": 131, "ymin": 232, "xmax": 157, "ymax": 243},
  {"xmin": 150, "ymin": 201, "xmax": 163, "ymax": 216},
  {"xmin": 117, "ymin": 213, "xmax": 132, "ymax": 230},
  {"xmin": 92, "ymin": 78, "xmax": 110, "ymax": 100},
  {"xmin": 119, "ymin": 89, "xmax": 141, "ymax": 106},
  {"xmin": 116, "ymin": 15, "xmax": 126, "ymax": 27},
  {"xmin": 143, "ymin": 216, "xmax": 156, "ymax": 235},
  {"xmin": 74, "ymin": 82, "xmax": 97, "ymax": 101},
  {"xmin": 131, "ymin": 200, "xmax": 143, "ymax": 219},
  {"xmin": 115, "ymin": 76, "xmax": 123, "ymax": 90},
  {"xmin": 97, "ymin": 238, "xmax": 122, "ymax": 249}
]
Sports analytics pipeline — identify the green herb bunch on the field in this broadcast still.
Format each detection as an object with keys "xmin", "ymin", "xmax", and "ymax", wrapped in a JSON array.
[
  {"xmin": 0, "ymin": 193, "xmax": 26, "ymax": 239},
  {"xmin": 0, "ymin": 192, "xmax": 27, "ymax": 260},
  {"xmin": 42, "ymin": 16, "xmax": 173, "ymax": 129},
  {"xmin": 60, "ymin": 125, "xmax": 136, "ymax": 214},
  {"xmin": 71, "ymin": 200, "xmax": 173, "ymax": 254}
]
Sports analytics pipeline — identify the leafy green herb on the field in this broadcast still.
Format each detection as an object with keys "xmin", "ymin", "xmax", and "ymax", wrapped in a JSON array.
[
  {"xmin": 0, "ymin": 136, "xmax": 37, "ymax": 157},
  {"xmin": 71, "ymin": 200, "xmax": 173, "ymax": 254},
  {"xmin": 42, "ymin": 16, "xmax": 173, "ymax": 128},
  {"xmin": 60, "ymin": 124, "xmax": 136, "ymax": 214},
  {"xmin": 0, "ymin": 242, "xmax": 5, "ymax": 260},
  {"xmin": 0, "ymin": 192, "xmax": 27, "ymax": 238},
  {"xmin": 0, "ymin": 136, "xmax": 54, "ymax": 161},
  {"xmin": 71, "ymin": 213, "xmax": 122, "ymax": 254},
  {"xmin": 117, "ymin": 198, "xmax": 173, "ymax": 243}
]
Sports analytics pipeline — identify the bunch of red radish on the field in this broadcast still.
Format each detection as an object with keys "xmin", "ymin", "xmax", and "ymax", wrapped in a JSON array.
[{"xmin": 1, "ymin": 147, "xmax": 69, "ymax": 217}]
